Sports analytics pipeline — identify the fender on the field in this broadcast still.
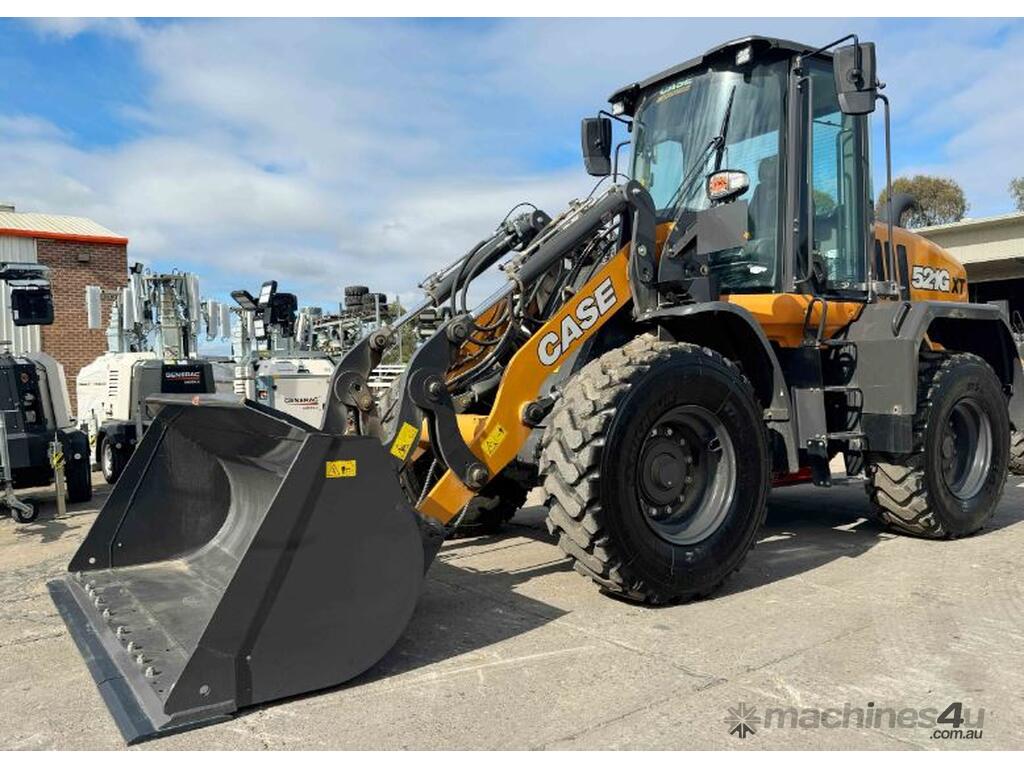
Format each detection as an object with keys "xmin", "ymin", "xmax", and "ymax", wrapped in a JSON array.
[
  {"xmin": 640, "ymin": 301, "xmax": 799, "ymax": 473},
  {"xmin": 848, "ymin": 300, "xmax": 1024, "ymax": 451}
]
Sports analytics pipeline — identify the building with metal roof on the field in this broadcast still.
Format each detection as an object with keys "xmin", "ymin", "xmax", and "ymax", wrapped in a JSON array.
[
  {"xmin": 0, "ymin": 203, "xmax": 128, "ymax": 411},
  {"xmin": 0, "ymin": 204, "xmax": 128, "ymax": 247},
  {"xmin": 915, "ymin": 211, "xmax": 1024, "ymax": 322}
]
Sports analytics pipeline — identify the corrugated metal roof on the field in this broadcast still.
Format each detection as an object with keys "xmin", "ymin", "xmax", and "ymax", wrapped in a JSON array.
[{"xmin": 0, "ymin": 209, "xmax": 128, "ymax": 244}]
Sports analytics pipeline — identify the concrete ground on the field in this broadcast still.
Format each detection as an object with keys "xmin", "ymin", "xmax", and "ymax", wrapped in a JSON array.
[{"xmin": 2, "ymin": 470, "xmax": 1023, "ymax": 750}]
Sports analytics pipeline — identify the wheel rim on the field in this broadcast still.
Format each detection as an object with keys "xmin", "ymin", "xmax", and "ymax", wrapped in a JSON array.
[
  {"xmin": 636, "ymin": 405, "xmax": 736, "ymax": 545},
  {"xmin": 102, "ymin": 443, "xmax": 113, "ymax": 477},
  {"xmin": 940, "ymin": 397, "xmax": 993, "ymax": 500}
]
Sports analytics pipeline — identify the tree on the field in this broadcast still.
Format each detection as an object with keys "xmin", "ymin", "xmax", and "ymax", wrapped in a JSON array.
[
  {"xmin": 876, "ymin": 175, "xmax": 968, "ymax": 228},
  {"xmin": 1011, "ymin": 177, "xmax": 1024, "ymax": 212}
]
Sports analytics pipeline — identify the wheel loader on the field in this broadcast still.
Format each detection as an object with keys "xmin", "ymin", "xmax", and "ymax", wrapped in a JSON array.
[{"xmin": 49, "ymin": 34, "xmax": 1023, "ymax": 742}]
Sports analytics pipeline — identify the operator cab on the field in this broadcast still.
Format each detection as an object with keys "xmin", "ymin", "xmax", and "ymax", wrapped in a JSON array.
[{"xmin": 586, "ymin": 36, "xmax": 880, "ymax": 303}]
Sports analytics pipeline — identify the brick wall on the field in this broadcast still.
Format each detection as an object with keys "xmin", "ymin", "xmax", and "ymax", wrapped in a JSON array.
[{"xmin": 36, "ymin": 239, "xmax": 128, "ymax": 414}]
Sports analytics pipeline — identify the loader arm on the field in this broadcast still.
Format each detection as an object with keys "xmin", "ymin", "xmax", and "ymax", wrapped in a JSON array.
[
  {"xmin": 419, "ymin": 247, "xmax": 633, "ymax": 522},
  {"xmin": 378, "ymin": 181, "xmax": 656, "ymax": 521}
]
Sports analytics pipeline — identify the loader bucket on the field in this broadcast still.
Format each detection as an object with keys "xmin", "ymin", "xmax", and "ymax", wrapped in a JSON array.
[{"xmin": 48, "ymin": 395, "xmax": 443, "ymax": 743}]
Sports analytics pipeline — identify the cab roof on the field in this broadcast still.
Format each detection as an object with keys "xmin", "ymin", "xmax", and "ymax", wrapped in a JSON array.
[{"xmin": 608, "ymin": 35, "xmax": 831, "ymax": 116}]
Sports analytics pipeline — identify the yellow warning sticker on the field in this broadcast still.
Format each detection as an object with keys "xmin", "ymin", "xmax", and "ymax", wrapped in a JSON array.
[
  {"xmin": 325, "ymin": 460, "xmax": 357, "ymax": 478},
  {"xmin": 390, "ymin": 422, "xmax": 419, "ymax": 461},
  {"xmin": 481, "ymin": 424, "xmax": 507, "ymax": 457}
]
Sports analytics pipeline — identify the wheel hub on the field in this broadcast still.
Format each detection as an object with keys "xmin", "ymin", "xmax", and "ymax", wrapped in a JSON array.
[
  {"xmin": 940, "ymin": 398, "xmax": 993, "ymax": 501},
  {"xmin": 636, "ymin": 405, "xmax": 736, "ymax": 545}
]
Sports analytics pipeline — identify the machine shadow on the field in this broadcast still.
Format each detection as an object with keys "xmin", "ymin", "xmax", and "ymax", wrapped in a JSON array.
[
  {"xmin": 723, "ymin": 479, "xmax": 1024, "ymax": 596},
  {"xmin": 9, "ymin": 482, "xmax": 112, "ymax": 545},
  {"xmin": 248, "ymin": 530, "xmax": 573, "ymax": 714},
  {"xmin": 247, "ymin": 478, "xmax": 1024, "ymax": 719}
]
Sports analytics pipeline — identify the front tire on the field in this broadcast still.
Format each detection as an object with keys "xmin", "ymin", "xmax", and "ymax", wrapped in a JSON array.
[
  {"xmin": 867, "ymin": 353, "xmax": 1010, "ymax": 538},
  {"xmin": 540, "ymin": 336, "xmax": 770, "ymax": 604},
  {"xmin": 100, "ymin": 438, "xmax": 127, "ymax": 485}
]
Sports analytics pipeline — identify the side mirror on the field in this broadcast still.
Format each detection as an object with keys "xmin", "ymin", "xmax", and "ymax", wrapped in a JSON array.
[
  {"xmin": 834, "ymin": 42, "xmax": 877, "ymax": 115},
  {"xmin": 706, "ymin": 169, "xmax": 750, "ymax": 204},
  {"xmin": 581, "ymin": 116, "xmax": 612, "ymax": 177},
  {"xmin": 11, "ymin": 286, "xmax": 54, "ymax": 326}
]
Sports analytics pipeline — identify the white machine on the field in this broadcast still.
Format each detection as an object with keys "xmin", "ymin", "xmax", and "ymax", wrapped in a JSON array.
[
  {"xmin": 230, "ymin": 281, "xmax": 406, "ymax": 427},
  {"xmin": 76, "ymin": 264, "xmax": 234, "ymax": 483}
]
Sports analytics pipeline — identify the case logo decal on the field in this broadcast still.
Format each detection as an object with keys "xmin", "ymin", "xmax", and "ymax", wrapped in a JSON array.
[{"xmin": 537, "ymin": 277, "xmax": 618, "ymax": 366}]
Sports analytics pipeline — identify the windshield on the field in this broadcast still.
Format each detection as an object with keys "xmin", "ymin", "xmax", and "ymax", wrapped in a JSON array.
[{"xmin": 631, "ymin": 60, "xmax": 787, "ymax": 292}]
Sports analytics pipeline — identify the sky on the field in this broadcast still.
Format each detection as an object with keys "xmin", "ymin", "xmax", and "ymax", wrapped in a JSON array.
[{"xmin": 1, "ymin": 17, "xmax": 1022, "ymax": 318}]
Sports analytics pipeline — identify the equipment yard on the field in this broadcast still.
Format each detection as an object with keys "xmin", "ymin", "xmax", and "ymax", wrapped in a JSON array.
[{"xmin": 3, "ymin": 475, "xmax": 1023, "ymax": 750}]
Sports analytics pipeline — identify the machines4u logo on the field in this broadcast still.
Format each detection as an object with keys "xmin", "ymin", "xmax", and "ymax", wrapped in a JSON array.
[
  {"xmin": 725, "ymin": 704, "xmax": 760, "ymax": 738},
  {"xmin": 725, "ymin": 700, "xmax": 984, "ymax": 740}
]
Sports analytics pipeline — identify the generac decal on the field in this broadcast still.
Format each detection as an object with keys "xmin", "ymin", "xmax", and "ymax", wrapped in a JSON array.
[{"xmin": 536, "ymin": 277, "xmax": 618, "ymax": 366}]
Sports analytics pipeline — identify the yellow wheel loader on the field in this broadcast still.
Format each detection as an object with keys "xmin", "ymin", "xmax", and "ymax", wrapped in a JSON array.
[{"xmin": 50, "ymin": 34, "xmax": 1024, "ymax": 742}]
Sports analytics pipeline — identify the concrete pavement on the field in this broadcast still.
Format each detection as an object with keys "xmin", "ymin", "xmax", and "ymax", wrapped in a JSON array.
[{"xmin": 1, "ymin": 472, "xmax": 1022, "ymax": 749}]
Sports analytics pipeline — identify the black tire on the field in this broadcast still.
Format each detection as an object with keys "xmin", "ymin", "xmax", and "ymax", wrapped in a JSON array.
[
  {"xmin": 344, "ymin": 285, "xmax": 369, "ymax": 310},
  {"xmin": 378, "ymin": 377, "xmax": 530, "ymax": 538},
  {"xmin": 866, "ymin": 353, "xmax": 1010, "ymax": 539},
  {"xmin": 540, "ymin": 336, "xmax": 770, "ymax": 604},
  {"xmin": 453, "ymin": 467, "xmax": 533, "ymax": 537},
  {"xmin": 1010, "ymin": 430, "xmax": 1024, "ymax": 476},
  {"xmin": 100, "ymin": 438, "xmax": 128, "ymax": 485},
  {"xmin": 65, "ymin": 456, "xmax": 93, "ymax": 503},
  {"xmin": 12, "ymin": 502, "xmax": 38, "ymax": 524}
]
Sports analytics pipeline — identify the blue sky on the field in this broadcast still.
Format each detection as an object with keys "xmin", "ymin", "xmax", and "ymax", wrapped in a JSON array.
[{"xmin": 2, "ymin": 17, "xmax": 1022, "ymax": 318}]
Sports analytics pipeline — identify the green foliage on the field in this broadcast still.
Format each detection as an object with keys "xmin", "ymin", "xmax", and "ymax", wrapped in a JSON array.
[
  {"xmin": 813, "ymin": 189, "xmax": 836, "ymax": 216},
  {"xmin": 876, "ymin": 175, "xmax": 968, "ymax": 228},
  {"xmin": 1010, "ymin": 177, "xmax": 1024, "ymax": 212}
]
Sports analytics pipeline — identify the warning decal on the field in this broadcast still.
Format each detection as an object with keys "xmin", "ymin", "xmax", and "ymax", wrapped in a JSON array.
[
  {"xmin": 390, "ymin": 422, "xmax": 419, "ymax": 461},
  {"xmin": 325, "ymin": 460, "xmax": 357, "ymax": 478},
  {"xmin": 481, "ymin": 424, "xmax": 507, "ymax": 457}
]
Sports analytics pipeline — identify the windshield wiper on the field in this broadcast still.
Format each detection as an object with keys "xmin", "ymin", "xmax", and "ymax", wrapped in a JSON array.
[
  {"xmin": 665, "ymin": 84, "xmax": 738, "ymax": 229},
  {"xmin": 711, "ymin": 85, "xmax": 736, "ymax": 173}
]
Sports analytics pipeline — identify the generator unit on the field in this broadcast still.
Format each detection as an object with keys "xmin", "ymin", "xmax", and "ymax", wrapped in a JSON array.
[
  {"xmin": 230, "ymin": 281, "xmax": 337, "ymax": 426},
  {"xmin": 76, "ymin": 264, "xmax": 233, "ymax": 483},
  {"xmin": 0, "ymin": 263, "xmax": 91, "ymax": 522}
]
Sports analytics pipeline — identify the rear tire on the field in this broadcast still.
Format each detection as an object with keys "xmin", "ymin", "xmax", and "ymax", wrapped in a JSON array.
[
  {"xmin": 866, "ymin": 353, "xmax": 1009, "ymax": 538},
  {"xmin": 101, "ymin": 438, "xmax": 127, "ymax": 485},
  {"xmin": 1010, "ymin": 430, "xmax": 1024, "ymax": 475},
  {"xmin": 66, "ymin": 456, "xmax": 92, "ymax": 503},
  {"xmin": 540, "ymin": 336, "xmax": 770, "ymax": 604}
]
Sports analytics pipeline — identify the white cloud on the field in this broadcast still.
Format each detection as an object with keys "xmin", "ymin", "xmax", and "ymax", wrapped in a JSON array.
[{"xmin": 2, "ymin": 17, "xmax": 1022, "ymax": 315}]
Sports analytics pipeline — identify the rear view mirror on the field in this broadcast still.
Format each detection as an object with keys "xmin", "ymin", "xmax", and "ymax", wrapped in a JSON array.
[
  {"xmin": 706, "ymin": 169, "xmax": 750, "ymax": 203},
  {"xmin": 11, "ymin": 286, "xmax": 54, "ymax": 326},
  {"xmin": 581, "ymin": 116, "xmax": 612, "ymax": 177},
  {"xmin": 834, "ymin": 42, "xmax": 877, "ymax": 115}
]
